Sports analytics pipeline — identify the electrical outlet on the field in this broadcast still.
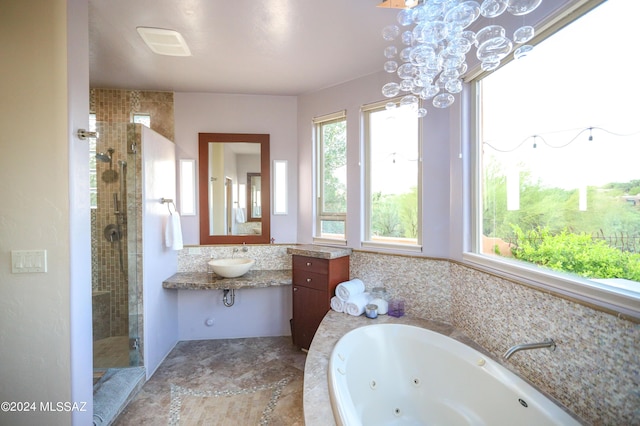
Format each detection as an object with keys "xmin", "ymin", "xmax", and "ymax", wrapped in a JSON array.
[{"xmin": 11, "ymin": 250, "xmax": 47, "ymax": 273}]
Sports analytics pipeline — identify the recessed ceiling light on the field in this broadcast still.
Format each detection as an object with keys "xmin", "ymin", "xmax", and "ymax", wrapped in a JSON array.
[{"xmin": 136, "ymin": 27, "xmax": 191, "ymax": 57}]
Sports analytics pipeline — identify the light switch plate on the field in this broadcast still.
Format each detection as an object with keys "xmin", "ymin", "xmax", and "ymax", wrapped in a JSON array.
[{"xmin": 11, "ymin": 250, "xmax": 47, "ymax": 273}]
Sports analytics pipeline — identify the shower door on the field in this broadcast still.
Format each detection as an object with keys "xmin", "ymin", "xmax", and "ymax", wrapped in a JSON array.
[{"xmin": 91, "ymin": 121, "xmax": 140, "ymax": 370}]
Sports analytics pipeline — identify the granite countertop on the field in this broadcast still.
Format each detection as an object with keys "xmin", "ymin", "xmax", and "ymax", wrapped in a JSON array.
[
  {"xmin": 162, "ymin": 270, "xmax": 291, "ymax": 290},
  {"xmin": 303, "ymin": 310, "xmax": 477, "ymax": 426},
  {"xmin": 287, "ymin": 244, "xmax": 352, "ymax": 259}
]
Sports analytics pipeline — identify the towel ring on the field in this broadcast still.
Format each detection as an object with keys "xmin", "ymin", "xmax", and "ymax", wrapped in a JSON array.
[{"xmin": 161, "ymin": 198, "xmax": 176, "ymax": 215}]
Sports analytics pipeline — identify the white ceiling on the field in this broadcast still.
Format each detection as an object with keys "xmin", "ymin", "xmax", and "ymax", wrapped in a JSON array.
[{"xmin": 89, "ymin": 0, "xmax": 399, "ymax": 96}]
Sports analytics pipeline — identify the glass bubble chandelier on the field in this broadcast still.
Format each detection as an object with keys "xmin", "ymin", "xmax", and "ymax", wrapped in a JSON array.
[{"xmin": 381, "ymin": 0, "xmax": 542, "ymax": 117}]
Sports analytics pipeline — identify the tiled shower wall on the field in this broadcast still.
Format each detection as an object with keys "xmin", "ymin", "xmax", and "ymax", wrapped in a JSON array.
[
  {"xmin": 91, "ymin": 122, "xmax": 131, "ymax": 338},
  {"xmin": 90, "ymin": 88, "xmax": 174, "ymax": 141},
  {"xmin": 90, "ymin": 88, "xmax": 174, "ymax": 343}
]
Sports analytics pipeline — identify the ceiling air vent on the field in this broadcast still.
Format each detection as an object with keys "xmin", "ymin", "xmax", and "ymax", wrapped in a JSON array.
[{"xmin": 136, "ymin": 27, "xmax": 191, "ymax": 56}]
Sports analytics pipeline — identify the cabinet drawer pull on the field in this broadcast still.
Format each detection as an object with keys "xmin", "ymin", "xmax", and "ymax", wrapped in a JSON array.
[
  {"xmin": 306, "ymin": 278, "xmax": 312, "ymax": 282},
  {"xmin": 293, "ymin": 287, "xmax": 298, "ymax": 291},
  {"xmin": 306, "ymin": 262, "xmax": 312, "ymax": 266}
]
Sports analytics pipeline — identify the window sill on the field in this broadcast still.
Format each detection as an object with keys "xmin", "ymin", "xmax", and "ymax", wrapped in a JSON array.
[
  {"xmin": 313, "ymin": 237, "xmax": 347, "ymax": 246},
  {"xmin": 462, "ymin": 252, "xmax": 640, "ymax": 321},
  {"xmin": 361, "ymin": 241, "xmax": 423, "ymax": 253}
]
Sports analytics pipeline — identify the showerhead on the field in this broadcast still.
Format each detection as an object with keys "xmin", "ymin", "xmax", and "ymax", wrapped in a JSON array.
[
  {"xmin": 96, "ymin": 153, "xmax": 111, "ymax": 162},
  {"xmin": 96, "ymin": 148, "xmax": 115, "ymax": 163},
  {"xmin": 97, "ymin": 148, "xmax": 118, "ymax": 183}
]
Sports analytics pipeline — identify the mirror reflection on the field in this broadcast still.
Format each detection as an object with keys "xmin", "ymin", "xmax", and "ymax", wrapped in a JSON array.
[
  {"xmin": 247, "ymin": 173, "xmax": 261, "ymax": 221},
  {"xmin": 198, "ymin": 133, "xmax": 270, "ymax": 245}
]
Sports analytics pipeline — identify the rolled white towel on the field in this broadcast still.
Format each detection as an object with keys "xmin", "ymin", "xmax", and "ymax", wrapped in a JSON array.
[
  {"xmin": 330, "ymin": 296, "xmax": 345, "ymax": 313},
  {"xmin": 336, "ymin": 278, "xmax": 365, "ymax": 302},
  {"xmin": 345, "ymin": 292, "xmax": 371, "ymax": 316}
]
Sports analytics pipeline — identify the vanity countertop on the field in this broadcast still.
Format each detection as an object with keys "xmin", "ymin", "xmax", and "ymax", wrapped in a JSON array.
[
  {"xmin": 162, "ymin": 270, "xmax": 291, "ymax": 290},
  {"xmin": 286, "ymin": 244, "xmax": 352, "ymax": 260}
]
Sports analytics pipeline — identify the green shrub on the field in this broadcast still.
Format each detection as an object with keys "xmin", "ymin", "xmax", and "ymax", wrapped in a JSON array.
[{"xmin": 511, "ymin": 225, "xmax": 640, "ymax": 282}]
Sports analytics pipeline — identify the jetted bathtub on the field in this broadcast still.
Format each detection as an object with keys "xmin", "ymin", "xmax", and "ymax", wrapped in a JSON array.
[{"xmin": 328, "ymin": 324, "xmax": 580, "ymax": 425}]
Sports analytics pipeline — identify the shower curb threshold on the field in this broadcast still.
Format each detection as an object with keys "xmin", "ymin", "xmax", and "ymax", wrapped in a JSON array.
[{"xmin": 93, "ymin": 366, "xmax": 145, "ymax": 426}]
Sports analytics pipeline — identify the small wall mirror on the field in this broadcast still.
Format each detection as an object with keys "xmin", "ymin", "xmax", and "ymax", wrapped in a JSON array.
[{"xmin": 198, "ymin": 133, "xmax": 270, "ymax": 244}]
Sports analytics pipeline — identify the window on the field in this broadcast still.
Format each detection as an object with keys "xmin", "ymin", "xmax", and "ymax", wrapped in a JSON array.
[
  {"xmin": 474, "ymin": 0, "xmax": 640, "ymax": 299},
  {"xmin": 89, "ymin": 113, "xmax": 97, "ymax": 208},
  {"xmin": 132, "ymin": 113, "xmax": 150, "ymax": 127},
  {"xmin": 363, "ymin": 100, "xmax": 421, "ymax": 250},
  {"xmin": 314, "ymin": 111, "xmax": 347, "ymax": 243}
]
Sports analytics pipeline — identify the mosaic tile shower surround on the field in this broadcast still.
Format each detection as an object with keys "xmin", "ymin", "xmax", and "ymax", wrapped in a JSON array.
[
  {"xmin": 177, "ymin": 244, "xmax": 296, "ymax": 272},
  {"xmin": 91, "ymin": 87, "xmax": 166, "ymax": 365},
  {"xmin": 92, "ymin": 291, "xmax": 110, "ymax": 341},
  {"xmin": 90, "ymin": 88, "xmax": 174, "ymax": 141},
  {"xmin": 450, "ymin": 262, "xmax": 640, "ymax": 425},
  {"xmin": 91, "ymin": 121, "xmax": 131, "ymax": 338}
]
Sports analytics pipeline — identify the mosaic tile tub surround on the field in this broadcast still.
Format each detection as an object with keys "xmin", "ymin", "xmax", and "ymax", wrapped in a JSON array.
[
  {"xmin": 451, "ymin": 263, "xmax": 640, "ymax": 425},
  {"xmin": 179, "ymin": 245, "xmax": 639, "ymax": 424},
  {"xmin": 350, "ymin": 251, "xmax": 639, "ymax": 424}
]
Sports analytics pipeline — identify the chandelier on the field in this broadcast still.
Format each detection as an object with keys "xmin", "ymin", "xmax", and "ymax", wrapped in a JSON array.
[{"xmin": 381, "ymin": 0, "xmax": 542, "ymax": 117}]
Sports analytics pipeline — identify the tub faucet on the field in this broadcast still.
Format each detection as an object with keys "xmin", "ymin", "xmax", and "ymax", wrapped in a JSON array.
[{"xmin": 504, "ymin": 339, "xmax": 556, "ymax": 360}]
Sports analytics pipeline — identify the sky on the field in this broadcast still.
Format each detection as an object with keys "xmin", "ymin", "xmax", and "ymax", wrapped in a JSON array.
[{"xmin": 481, "ymin": 0, "xmax": 640, "ymax": 190}]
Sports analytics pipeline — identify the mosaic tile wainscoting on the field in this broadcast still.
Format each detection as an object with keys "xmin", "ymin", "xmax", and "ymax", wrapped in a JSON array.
[
  {"xmin": 451, "ymin": 263, "xmax": 640, "ymax": 425},
  {"xmin": 348, "ymin": 250, "xmax": 639, "ymax": 425},
  {"xmin": 349, "ymin": 251, "xmax": 452, "ymax": 324},
  {"xmin": 177, "ymin": 244, "xmax": 296, "ymax": 272}
]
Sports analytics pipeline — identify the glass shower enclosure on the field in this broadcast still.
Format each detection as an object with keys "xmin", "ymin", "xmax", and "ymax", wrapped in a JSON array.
[{"xmin": 90, "ymin": 121, "xmax": 141, "ymax": 379}]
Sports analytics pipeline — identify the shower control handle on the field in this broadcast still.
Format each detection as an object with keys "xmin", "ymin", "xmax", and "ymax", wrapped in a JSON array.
[{"xmin": 103, "ymin": 224, "xmax": 120, "ymax": 242}]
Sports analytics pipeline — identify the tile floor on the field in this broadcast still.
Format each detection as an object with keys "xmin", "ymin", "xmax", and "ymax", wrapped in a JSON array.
[
  {"xmin": 113, "ymin": 336, "xmax": 307, "ymax": 425},
  {"xmin": 94, "ymin": 335, "xmax": 131, "ymax": 369},
  {"xmin": 94, "ymin": 335, "xmax": 132, "ymax": 385}
]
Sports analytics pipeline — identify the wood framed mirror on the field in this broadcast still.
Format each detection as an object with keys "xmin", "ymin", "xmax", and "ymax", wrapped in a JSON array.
[{"xmin": 198, "ymin": 133, "xmax": 270, "ymax": 244}]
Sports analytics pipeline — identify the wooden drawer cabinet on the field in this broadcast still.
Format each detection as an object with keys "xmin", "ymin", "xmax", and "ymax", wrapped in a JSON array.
[{"xmin": 291, "ymin": 254, "xmax": 349, "ymax": 350}]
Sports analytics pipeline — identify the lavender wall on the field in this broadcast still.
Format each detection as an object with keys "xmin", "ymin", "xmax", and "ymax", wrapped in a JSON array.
[
  {"xmin": 296, "ymin": 70, "xmax": 452, "ymax": 257},
  {"xmin": 141, "ymin": 127, "xmax": 179, "ymax": 378},
  {"xmin": 0, "ymin": 1, "xmax": 93, "ymax": 425},
  {"xmin": 174, "ymin": 93, "xmax": 298, "ymax": 245}
]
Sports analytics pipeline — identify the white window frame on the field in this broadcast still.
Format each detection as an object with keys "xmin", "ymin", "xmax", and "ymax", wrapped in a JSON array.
[
  {"xmin": 132, "ymin": 113, "xmax": 150, "ymax": 127},
  {"xmin": 313, "ymin": 110, "xmax": 348, "ymax": 245},
  {"xmin": 463, "ymin": 0, "xmax": 640, "ymax": 320},
  {"xmin": 362, "ymin": 99, "xmax": 422, "ymax": 253}
]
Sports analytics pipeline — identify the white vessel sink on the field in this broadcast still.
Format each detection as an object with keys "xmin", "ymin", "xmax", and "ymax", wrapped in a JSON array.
[{"xmin": 208, "ymin": 258, "xmax": 255, "ymax": 278}]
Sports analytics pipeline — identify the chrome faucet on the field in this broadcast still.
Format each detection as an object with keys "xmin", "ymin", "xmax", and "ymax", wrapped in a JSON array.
[{"xmin": 504, "ymin": 339, "xmax": 556, "ymax": 360}]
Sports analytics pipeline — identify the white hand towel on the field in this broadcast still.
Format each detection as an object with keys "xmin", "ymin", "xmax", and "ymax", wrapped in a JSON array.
[
  {"xmin": 236, "ymin": 207, "xmax": 246, "ymax": 224},
  {"xmin": 165, "ymin": 212, "xmax": 184, "ymax": 250},
  {"xmin": 345, "ymin": 292, "xmax": 371, "ymax": 316},
  {"xmin": 336, "ymin": 278, "xmax": 365, "ymax": 302},
  {"xmin": 330, "ymin": 296, "xmax": 345, "ymax": 313}
]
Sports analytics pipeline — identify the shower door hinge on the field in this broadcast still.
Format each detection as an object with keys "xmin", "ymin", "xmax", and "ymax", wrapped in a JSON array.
[{"xmin": 129, "ymin": 338, "xmax": 139, "ymax": 350}]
